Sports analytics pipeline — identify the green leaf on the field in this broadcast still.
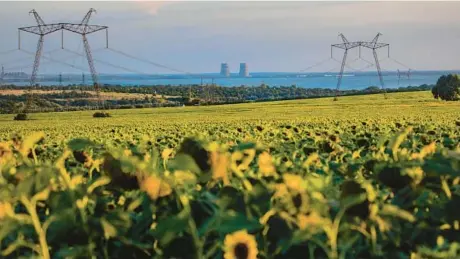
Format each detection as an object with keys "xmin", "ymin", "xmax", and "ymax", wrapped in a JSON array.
[
  {"xmin": 152, "ymin": 209, "xmax": 189, "ymax": 246},
  {"xmin": 101, "ymin": 218, "xmax": 118, "ymax": 239},
  {"xmin": 168, "ymin": 153, "xmax": 202, "ymax": 174},
  {"xmin": 380, "ymin": 204, "xmax": 416, "ymax": 222},
  {"xmin": 217, "ymin": 211, "xmax": 262, "ymax": 235},
  {"xmin": 1, "ymin": 238, "xmax": 28, "ymax": 256},
  {"xmin": 104, "ymin": 210, "xmax": 131, "ymax": 236},
  {"xmin": 340, "ymin": 193, "xmax": 367, "ymax": 211},
  {"xmin": 87, "ymin": 176, "xmax": 111, "ymax": 194},
  {"xmin": 388, "ymin": 127, "xmax": 412, "ymax": 159},
  {"xmin": 235, "ymin": 142, "xmax": 257, "ymax": 151},
  {"xmin": 54, "ymin": 245, "xmax": 94, "ymax": 258},
  {"xmin": 67, "ymin": 138, "xmax": 96, "ymax": 151},
  {"xmin": 0, "ymin": 219, "xmax": 20, "ymax": 242}
]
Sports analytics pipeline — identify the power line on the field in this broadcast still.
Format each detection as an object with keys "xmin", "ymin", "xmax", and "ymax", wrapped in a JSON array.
[
  {"xmin": 0, "ymin": 48, "xmax": 61, "ymax": 66},
  {"xmin": 388, "ymin": 57, "xmax": 412, "ymax": 70},
  {"xmin": 62, "ymin": 48, "xmax": 153, "ymax": 75},
  {"xmin": 105, "ymin": 47, "xmax": 193, "ymax": 75},
  {"xmin": 0, "ymin": 49, "xmax": 19, "ymax": 56},
  {"xmin": 299, "ymin": 57, "xmax": 333, "ymax": 72},
  {"xmin": 20, "ymin": 49, "xmax": 88, "ymax": 72}
]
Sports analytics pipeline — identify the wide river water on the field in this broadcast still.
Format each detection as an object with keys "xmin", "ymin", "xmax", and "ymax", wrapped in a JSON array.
[{"xmin": 3, "ymin": 70, "xmax": 459, "ymax": 89}]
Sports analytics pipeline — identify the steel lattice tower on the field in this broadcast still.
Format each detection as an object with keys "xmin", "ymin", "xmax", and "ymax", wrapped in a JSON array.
[
  {"xmin": 0, "ymin": 66, "xmax": 4, "ymax": 86},
  {"xmin": 331, "ymin": 33, "xmax": 390, "ymax": 100},
  {"xmin": 18, "ymin": 8, "xmax": 108, "ymax": 110}
]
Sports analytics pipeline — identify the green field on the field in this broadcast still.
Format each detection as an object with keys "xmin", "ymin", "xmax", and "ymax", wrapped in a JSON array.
[
  {"xmin": 0, "ymin": 91, "xmax": 458, "ymax": 142},
  {"xmin": 0, "ymin": 91, "xmax": 459, "ymax": 259}
]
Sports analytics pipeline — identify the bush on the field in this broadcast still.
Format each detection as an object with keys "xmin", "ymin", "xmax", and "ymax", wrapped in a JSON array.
[
  {"xmin": 13, "ymin": 113, "xmax": 28, "ymax": 121},
  {"xmin": 432, "ymin": 74, "xmax": 460, "ymax": 101},
  {"xmin": 93, "ymin": 112, "xmax": 111, "ymax": 118}
]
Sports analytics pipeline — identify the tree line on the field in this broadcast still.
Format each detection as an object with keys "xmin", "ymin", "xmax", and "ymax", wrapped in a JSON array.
[{"xmin": 0, "ymin": 82, "xmax": 442, "ymax": 114}]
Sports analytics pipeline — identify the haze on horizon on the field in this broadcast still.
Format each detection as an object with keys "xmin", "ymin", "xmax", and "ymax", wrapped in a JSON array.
[{"xmin": 0, "ymin": 1, "xmax": 459, "ymax": 74}]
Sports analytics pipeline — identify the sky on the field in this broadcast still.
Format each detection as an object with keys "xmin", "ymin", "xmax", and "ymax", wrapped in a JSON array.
[{"xmin": 0, "ymin": 1, "xmax": 460, "ymax": 74}]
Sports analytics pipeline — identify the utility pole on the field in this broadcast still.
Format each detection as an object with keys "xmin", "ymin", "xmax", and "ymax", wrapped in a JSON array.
[
  {"xmin": 18, "ymin": 8, "xmax": 108, "ymax": 111},
  {"xmin": 331, "ymin": 33, "xmax": 390, "ymax": 100}
]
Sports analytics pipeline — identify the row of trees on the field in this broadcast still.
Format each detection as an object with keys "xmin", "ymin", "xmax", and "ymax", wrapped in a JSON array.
[{"xmin": 0, "ymin": 76, "xmax": 457, "ymax": 114}]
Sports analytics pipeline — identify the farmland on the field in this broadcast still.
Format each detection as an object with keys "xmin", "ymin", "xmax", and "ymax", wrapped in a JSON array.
[
  {"xmin": 0, "ymin": 91, "xmax": 459, "ymax": 259},
  {"xmin": 0, "ymin": 89, "xmax": 169, "ymax": 101}
]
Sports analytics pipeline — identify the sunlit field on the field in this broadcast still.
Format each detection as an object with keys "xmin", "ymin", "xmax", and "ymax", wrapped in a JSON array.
[{"xmin": 0, "ymin": 91, "xmax": 459, "ymax": 259}]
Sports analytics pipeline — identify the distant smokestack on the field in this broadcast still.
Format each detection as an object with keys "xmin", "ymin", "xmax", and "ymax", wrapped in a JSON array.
[
  {"xmin": 239, "ymin": 63, "xmax": 248, "ymax": 77},
  {"xmin": 220, "ymin": 63, "xmax": 230, "ymax": 77}
]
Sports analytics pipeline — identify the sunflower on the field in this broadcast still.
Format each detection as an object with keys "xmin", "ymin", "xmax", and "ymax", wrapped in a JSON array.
[
  {"xmin": 272, "ymin": 184, "xmax": 310, "ymax": 216},
  {"xmin": 0, "ymin": 142, "xmax": 13, "ymax": 164},
  {"xmin": 223, "ymin": 230, "xmax": 258, "ymax": 259},
  {"xmin": 290, "ymin": 192, "xmax": 310, "ymax": 214},
  {"xmin": 282, "ymin": 174, "xmax": 305, "ymax": 193},
  {"xmin": 211, "ymin": 151, "xmax": 230, "ymax": 185},
  {"xmin": 138, "ymin": 174, "xmax": 172, "ymax": 200},
  {"xmin": 257, "ymin": 152, "xmax": 276, "ymax": 177},
  {"xmin": 0, "ymin": 201, "xmax": 14, "ymax": 220},
  {"xmin": 296, "ymin": 211, "xmax": 327, "ymax": 231}
]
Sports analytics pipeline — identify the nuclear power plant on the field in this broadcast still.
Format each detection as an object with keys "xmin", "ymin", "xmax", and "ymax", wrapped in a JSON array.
[
  {"xmin": 220, "ymin": 63, "xmax": 230, "ymax": 77},
  {"xmin": 239, "ymin": 63, "xmax": 248, "ymax": 77},
  {"xmin": 219, "ymin": 63, "xmax": 249, "ymax": 77}
]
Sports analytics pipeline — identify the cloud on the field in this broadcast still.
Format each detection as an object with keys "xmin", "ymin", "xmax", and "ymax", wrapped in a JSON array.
[
  {"xmin": 1, "ymin": 1, "xmax": 460, "ymax": 73},
  {"xmin": 130, "ymin": 0, "xmax": 173, "ymax": 16}
]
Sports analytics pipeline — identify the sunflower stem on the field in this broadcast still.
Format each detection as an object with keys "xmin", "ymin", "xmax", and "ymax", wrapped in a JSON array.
[
  {"xmin": 56, "ymin": 151, "xmax": 94, "ymax": 257},
  {"xmin": 20, "ymin": 196, "xmax": 50, "ymax": 259},
  {"xmin": 204, "ymin": 242, "xmax": 219, "ymax": 259},
  {"xmin": 308, "ymin": 243, "xmax": 315, "ymax": 259},
  {"xmin": 188, "ymin": 216, "xmax": 204, "ymax": 259}
]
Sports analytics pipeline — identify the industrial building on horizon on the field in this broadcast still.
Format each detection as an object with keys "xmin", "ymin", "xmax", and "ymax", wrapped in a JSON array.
[
  {"xmin": 220, "ymin": 63, "xmax": 230, "ymax": 77},
  {"xmin": 239, "ymin": 63, "xmax": 248, "ymax": 77},
  {"xmin": 220, "ymin": 63, "xmax": 249, "ymax": 77}
]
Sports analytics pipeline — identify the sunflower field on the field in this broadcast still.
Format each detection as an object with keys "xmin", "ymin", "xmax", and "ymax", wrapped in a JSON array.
[{"xmin": 0, "ymin": 92, "xmax": 459, "ymax": 259}]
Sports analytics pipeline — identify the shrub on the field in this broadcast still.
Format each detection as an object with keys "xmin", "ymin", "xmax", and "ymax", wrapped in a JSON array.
[
  {"xmin": 93, "ymin": 112, "xmax": 111, "ymax": 118},
  {"xmin": 432, "ymin": 74, "xmax": 460, "ymax": 101},
  {"xmin": 13, "ymin": 113, "xmax": 28, "ymax": 121}
]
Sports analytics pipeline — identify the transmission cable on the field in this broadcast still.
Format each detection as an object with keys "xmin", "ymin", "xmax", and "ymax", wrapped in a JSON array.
[
  {"xmin": 299, "ymin": 57, "xmax": 334, "ymax": 72},
  {"xmin": 4, "ymin": 52, "xmax": 88, "ymax": 71},
  {"xmin": 2, "ymin": 48, "xmax": 70, "ymax": 66},
  {"xmin": 62, "ymin": 48, "xmax": 156, "ymax": 76},
  {"xmin": 0, "ymin": 49, "xmax": 19, "ymax": 56},
  {"xmin": 104, "ymin": 47, "xmax": 193, "ymax": 75},
  {"xmin": 20, "ymin": 49, "xmax": 88, "ymax": 72},
  {"xmin": 388, "ymin": 57, "xmax": 412, "ymax": 70}
]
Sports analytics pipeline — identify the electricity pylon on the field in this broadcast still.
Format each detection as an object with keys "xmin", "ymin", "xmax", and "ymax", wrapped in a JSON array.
[
  {"xmin": 331, "ymin": 33, "xmax": 390, "ymax": 100},
  {"xmin": 19, "ymin": 10, "xmax": 61, "ymax": 112},
  {"xmin": 0, "ymin": 66, "xmax": 4, "ymax": 86},
  {"xmin": 63, "ymin": 8, "xmax": 108, "ymax": 109},
  {"xmin": 397, "ymin": 69, "xmax": 411, "ymax": 86},
  {"xmin": 18, "ymin": 8, "xmax": 108, "ymax": 110}
]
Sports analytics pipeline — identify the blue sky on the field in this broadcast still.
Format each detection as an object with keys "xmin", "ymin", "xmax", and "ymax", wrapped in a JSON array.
[{"xmin": 0, "ymin": 1, "xmax": 460, "ymax": 74}]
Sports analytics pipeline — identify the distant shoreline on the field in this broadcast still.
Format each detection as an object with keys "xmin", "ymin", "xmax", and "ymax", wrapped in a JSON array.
[{"xmin": 0, "ymin": 70, "xmax": 453, "ymax": 89}]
